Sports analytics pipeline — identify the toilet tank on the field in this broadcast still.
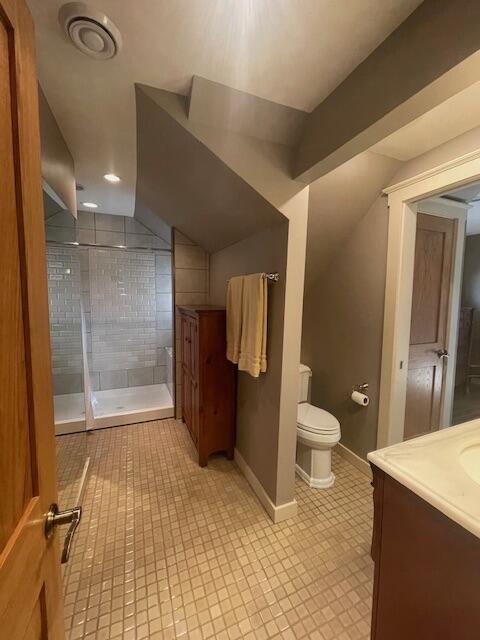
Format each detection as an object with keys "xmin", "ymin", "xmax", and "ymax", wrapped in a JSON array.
[{"xmin": 298, "ymin": 364, "xmax": 312, "ymax": 403}]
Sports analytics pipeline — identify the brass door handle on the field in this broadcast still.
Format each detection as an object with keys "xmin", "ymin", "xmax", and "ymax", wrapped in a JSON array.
[
  {"xmin": 45, "ymin": 503, "xmax": 82, "ymax": 564},
  {"xmin": 435, "ymin": 349, "xmax": 449, "ymax": 360}
]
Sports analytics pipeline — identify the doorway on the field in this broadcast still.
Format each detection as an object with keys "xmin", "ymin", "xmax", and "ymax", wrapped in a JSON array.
[
  {"xmin": 378, "ymin": 164, "xmax": 480, "ymax": 447},
  {"xmin": 404, "ymin": 211, "xmax": 456, "ymax": 440}
]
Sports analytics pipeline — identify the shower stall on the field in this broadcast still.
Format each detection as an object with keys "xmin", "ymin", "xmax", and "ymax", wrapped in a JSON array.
[{"xmin": 46, "ymin": 217, "xmax": 175, "ymax": 433}]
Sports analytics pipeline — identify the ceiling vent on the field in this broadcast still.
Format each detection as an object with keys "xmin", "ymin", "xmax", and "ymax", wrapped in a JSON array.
[{"xmin": 59, "ymin": 2, "xmax": 122, "ymax": 60}]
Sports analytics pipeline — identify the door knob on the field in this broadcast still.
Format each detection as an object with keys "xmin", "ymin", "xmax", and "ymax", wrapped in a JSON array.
[
  {"xmin": 45, "ymin": 503, "xmax": 82, "ymax": 564},
  {"xmin": 435, "ymin": 349, "xmax": 449, "ymax": 360}
]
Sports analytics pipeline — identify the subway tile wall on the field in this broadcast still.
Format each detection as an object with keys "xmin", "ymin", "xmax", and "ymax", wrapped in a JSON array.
[
  {"xmin": 89, "ymin": 248, "xmax": 157, "ymax": 381},
  {"xmin": 173, "ymin": 230, "xmax": 210, "ymax": 418},
  {"xmin": 88, "ymin": 248, "xmax": 173, "ymax": 390},
  {"xmin": 46, "ymin": 212, "xmax": 174, "ymax": 396},
  {"xmin": 46, "ymin": 245, "xmax": 84, "ymax": 395}
]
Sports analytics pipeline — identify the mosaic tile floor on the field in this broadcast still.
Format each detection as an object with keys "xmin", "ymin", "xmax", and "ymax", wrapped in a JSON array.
[{"xmin": 56, "ymin": 420, "xmax": 373, "ymax": 640}]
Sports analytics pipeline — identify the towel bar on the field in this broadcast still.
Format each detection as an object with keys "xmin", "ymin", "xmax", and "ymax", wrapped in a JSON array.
[{"xmin": 227, "ymin": 272, "xmax": 279, "ymax": 283}]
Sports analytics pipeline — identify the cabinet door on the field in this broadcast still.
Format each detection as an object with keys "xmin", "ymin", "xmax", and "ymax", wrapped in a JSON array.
[
  {"xmin": 190, "ymin": 317, "xmax": 198, "ymax": 382},
  {"xmin": 182, "ymin": 370, "xmax": 192, "ymax": 431},
  {"xmin": 182, "ymin": 314, "xmax": 191, "ymax": 375}
]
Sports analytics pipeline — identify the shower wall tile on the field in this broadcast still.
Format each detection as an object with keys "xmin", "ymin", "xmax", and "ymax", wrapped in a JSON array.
[
  {"xmin": 77, "ymin": 228, "xmax": 95, "ymax": 244},
  {"xmin": 156, "ymin": 311, "xmax": 172, "ymax": 330},
  {"xmin": 125, "ymin": 217, "xmax": 151, "ymax": 234},
  {"xmin": 77, "ymin": 211, "xmax": 95, "ymax": 229},
  {"xmin": 47, "ymin": 210, "xmax": 75, "ymax": 228},
  {"xmin": 46, "ymin": 245, "xmax": 84, "ymax": 395},
  {"xmin": 174, "ymin": 244, "xmax": 208, "ymax": 269},
  {"xmin": 156, "ymin": 274, "xmax": 172, "ymax": 293},
  {"xmin": 46, "ymin": 226, "xmax": 76, "ymax": 243},
  {"xmin": 90, "ymin": 372, "xmax": 100, "ymax": 392},
  {"xmin": 99, "ymin": 370, "xmax": 128, "ymax": 391},
  {"xmin": 127, "ymin": 367, "xmax": 154, "ymax": 387},
  {"xmin": 155, "ymin": 254, "xmax": 172, "ymax": 274},
  {"xmin": 52, "ymin": 373, "xmax": 83, "ymax": 395},
  {"xmin": 156, "ymin": 293, "xmax": 173, "ymax": 311},
  {"xmin": 154, "ymin": 365, "xmax": 167, "ymax": 384},
  {"xmin": 95, "ymin": 212, "xmax": 125, "ymax": 232},
  {"xmin": 175, "ymin": 268, "xmax": 207, "ymax": 293},
  {"xmin": 127, "ymin": 233, "xmax": 168, "ymax": 249},
  {"xmin": 95, "ymin": 230, "xmax": 125, "ymax": 246},
  {"xmin": 175, "ymin": 291, "xmax": 209, "ymax": 306},
  {"xmin": 173, "ymin": 229, "xmax": 209, "ymax": 419},
  {"xmin": 157, "ymin": 330, "xmax": 173, "ymax": 349},
  {"xmin": 47, "ymin": 237, "xmax": 174, "ymax": 397}
]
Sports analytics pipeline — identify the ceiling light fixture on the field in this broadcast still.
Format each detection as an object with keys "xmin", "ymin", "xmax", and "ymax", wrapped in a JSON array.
[
  {"xmin": 82, "ymin": 202, "xmax": 98, "ymax": 209},
  {"xmin": 104, "ymin": 173, "xmax": 121, "ymax": 183}
]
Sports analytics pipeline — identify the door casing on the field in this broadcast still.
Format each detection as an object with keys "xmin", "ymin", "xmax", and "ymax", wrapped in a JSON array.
[{"xmin": 378, "ymin": 153, "xmax": 477, "ymax": 449}]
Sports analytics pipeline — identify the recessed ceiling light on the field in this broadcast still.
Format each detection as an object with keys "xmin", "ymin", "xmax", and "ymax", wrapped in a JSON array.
[
  {"xmin": 104, "ymin": 173, "xmax": 121, "ymax": 183},
  {"xmin": 82, "ymin": 202, "xmax": 98, "ymax": 209}
]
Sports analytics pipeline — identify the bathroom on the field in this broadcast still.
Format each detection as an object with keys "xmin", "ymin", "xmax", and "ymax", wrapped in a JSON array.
[{"xmin": 3, "ymin": 1, "xmax": 480, "ymax": 639}]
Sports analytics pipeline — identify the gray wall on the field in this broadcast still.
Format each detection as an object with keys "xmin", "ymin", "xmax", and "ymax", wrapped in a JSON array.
[
  {"xmin": 462, "ymin": 234, "xmax": 480, "ymax": 309},
  {"xmin": 301, "ymin": 198, "xmax": 388, "ymax": 459},
  {"xmin": 209, "ymin": 221, "xmax": 289, "ymax": 504},
  {"xmin": 38, "ymin": 86, "xmax": 77, "ymax": 217},
  {"xmin": 294, "ymin": 0, "xmax": 480, "ymax": 182}
]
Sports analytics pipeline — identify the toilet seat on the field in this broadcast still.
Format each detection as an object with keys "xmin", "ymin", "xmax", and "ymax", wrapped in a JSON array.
[{"xmin": 297, "ymin": 403, "xmax": 340, "ymax": 436}]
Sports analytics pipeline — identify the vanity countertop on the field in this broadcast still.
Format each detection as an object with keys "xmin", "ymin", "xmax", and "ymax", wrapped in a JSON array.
[{"xmin": 368, "ymin": 420, "xmax": 480, "ymax": 539}]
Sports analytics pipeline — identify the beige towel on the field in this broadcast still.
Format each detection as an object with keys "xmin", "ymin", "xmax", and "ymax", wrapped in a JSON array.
[
  {"xmin": 226, "ymin": 275, "xmax": 244, "ymax": 364},
  {"xmin": 238, "ymin": 273, "xmax": 268, "ymax": 378}
]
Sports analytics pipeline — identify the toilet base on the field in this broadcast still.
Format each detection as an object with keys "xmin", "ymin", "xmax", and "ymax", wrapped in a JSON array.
[
  {"xmin": 295, "ymin": 464, "xmax": 335, "ymax": 488},
  {"xmin": 295, "ymin": 441, "xmax": 336, "ymax": 489}
]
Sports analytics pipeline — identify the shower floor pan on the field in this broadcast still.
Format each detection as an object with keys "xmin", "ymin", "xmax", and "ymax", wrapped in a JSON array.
[
  {"xmin": 93, "ymin": 383, "xmax": 174, "ymax": 428},
  {"xmin": 54, "ymin": 383, "xmax": 174, "ymax": 434}
]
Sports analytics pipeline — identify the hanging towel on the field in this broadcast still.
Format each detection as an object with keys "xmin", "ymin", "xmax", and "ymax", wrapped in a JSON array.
[
  {"xmin": 226, "ymin": 275, "xmax": 244, "ymax": 364},
  {"xmin": 238, "ymin": 273, "xmax": 268, "ymax": 378}
]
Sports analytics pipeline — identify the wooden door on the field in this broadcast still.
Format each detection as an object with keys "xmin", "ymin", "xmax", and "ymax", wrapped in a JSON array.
[
  {"xmin": 404, "ymin": 213, "xmax": 455, "ymax": 440},
  {"xmin": 0, "ymin": 1, "xmax": 65, "ymax": 638}
]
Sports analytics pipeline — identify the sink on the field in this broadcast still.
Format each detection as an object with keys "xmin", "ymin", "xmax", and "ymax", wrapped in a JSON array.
[{"xmin": 460, "ymin": 444, "xmax": 480, "ymax": 485}]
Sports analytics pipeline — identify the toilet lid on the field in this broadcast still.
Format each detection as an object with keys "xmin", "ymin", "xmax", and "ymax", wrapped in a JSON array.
[{"xmin": 297, "ymin": 403, "xmax": 340, "ymax": 434}]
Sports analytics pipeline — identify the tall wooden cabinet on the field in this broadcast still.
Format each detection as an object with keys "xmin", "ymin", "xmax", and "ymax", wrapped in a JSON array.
[{"xmin": 178, "ymin": 305, "xmax": 236, "ymax": 466}]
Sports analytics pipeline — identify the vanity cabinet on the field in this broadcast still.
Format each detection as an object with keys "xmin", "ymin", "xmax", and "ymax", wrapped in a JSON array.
[
  {"xmin": 178, "ymin": 305, "xmax": 236, "ymax": 466},
  {"xmin": 370, "ymin": 465, "xmax": 480, "ymax": 640}
]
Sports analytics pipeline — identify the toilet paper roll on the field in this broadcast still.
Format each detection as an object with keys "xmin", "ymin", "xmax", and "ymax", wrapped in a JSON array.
[{"xmin": 351, "ymin": 391, "xmax": 369, "ymax": 407}]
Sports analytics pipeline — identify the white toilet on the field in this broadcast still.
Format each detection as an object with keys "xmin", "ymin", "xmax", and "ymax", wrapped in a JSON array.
[{"xmin": 296, "ymin": 364, "xmax": 341, "ymax": 488}]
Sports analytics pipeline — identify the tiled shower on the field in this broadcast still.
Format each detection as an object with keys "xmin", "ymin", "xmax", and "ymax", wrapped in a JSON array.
[{"xmin": 46, "ymin": 211, "xmax": 175, "ymax": 432}]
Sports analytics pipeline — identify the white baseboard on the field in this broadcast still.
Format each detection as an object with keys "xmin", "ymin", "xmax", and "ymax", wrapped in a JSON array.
[
  {"xmin": 234, "ymin": 448, "xmax": 297, "ymax": 523},
  {"xmin": 337, "ymin": 442, "xmax": 372, "ymax": 478}
]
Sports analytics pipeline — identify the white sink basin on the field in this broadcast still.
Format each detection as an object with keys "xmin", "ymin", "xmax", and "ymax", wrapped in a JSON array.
[{"xmin": 460, "ymin": 444, "xmax": 480, "ymax": 485}]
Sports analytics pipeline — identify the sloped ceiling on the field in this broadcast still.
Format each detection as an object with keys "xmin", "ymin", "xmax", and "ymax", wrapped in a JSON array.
[
  {"xmin": 134, "ymin": 84, "xmax": 284, "ymax": 253},
  {"xmin": 305, "ymin": 151, "xmax": 401, "ymax": 288},
  {"xmin": 28, "ymin": 0, "xmax": 421, "ymax": 216}
]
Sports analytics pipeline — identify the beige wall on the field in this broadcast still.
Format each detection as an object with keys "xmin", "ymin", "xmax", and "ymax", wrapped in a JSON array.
[
  {"xmin": 173, "ymin": 229, "xmax": 209, "ymax": 418},
  {"xmin": 302, "ymin": 197, "xmax": 388, "ymax": 459},
  {"xmin": 462, "ymin": 234, "xmax": 480, "ymax": 309},
  {"xmin": 209, "ymin": 221, "xmax": 289, "ymax": 504},
  {"xmin": 301, "ymin": 125, "xmax": 480, "ymax": 460},
  {"xmin": 137, "ymin": 81, "xmax": 309, "ymax": 512}
]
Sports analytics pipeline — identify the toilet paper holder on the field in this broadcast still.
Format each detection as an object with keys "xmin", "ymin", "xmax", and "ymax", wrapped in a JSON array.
[{"xmin": 352, "ymin": 383, "xmax": 369, "ymax": 393}]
